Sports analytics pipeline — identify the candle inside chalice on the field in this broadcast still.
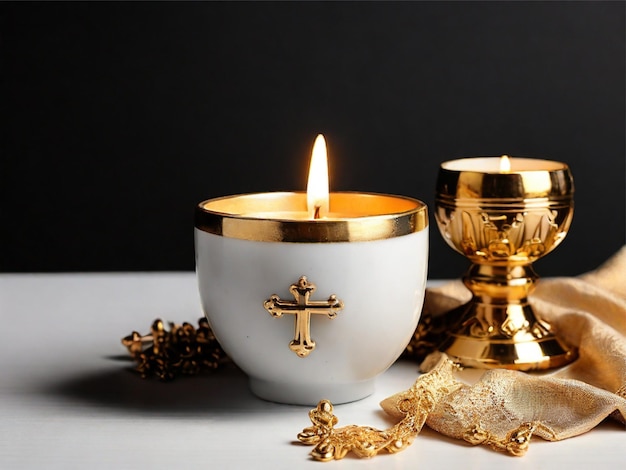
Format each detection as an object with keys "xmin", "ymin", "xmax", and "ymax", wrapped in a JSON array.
[{"xmin": 434, "ymin": 156, "xmax": 577, "ymax": 370}]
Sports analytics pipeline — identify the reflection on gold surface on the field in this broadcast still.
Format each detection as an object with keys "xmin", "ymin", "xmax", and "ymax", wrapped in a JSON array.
[{"xmin": 434, "ymin": 157, "xmax": 577, "ymax": 370}]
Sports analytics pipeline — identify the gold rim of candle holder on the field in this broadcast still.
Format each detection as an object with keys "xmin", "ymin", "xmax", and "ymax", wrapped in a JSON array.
[
  {"xmin": 195, "ymin": 192, "xmax": 428, "ymax": 243},
  {"xmin": 434, "ymin": 157, "xmax": 577, "ymax": 371}
]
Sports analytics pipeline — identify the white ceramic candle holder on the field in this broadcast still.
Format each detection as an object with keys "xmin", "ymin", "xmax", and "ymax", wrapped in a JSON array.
[{"xmin": 195, "ymin": 192, "xmax": 428, "ymax": 405}]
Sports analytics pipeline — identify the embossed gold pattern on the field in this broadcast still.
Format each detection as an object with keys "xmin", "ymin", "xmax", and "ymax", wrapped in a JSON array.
[
  {"xmin": 264, "ymin": 276, "xmax": 344, "ymax": 357},
  {"xmin": 434, "ymin": 157, "xmax": 577, "ymax": 370}
]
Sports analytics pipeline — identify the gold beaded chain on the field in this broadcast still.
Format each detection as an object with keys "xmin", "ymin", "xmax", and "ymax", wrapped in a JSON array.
[
  {"xmin": 121, "ymin": 318, "xmax": 229, "ymax": 381},
  {"xmin": 122, "ymin": 313, "xmax": 437, "ymax": 380}
]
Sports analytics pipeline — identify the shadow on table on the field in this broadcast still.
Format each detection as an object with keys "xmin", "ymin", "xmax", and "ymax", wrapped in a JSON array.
[{"xmin": 46, "ymin": 360, "xmax": 300, "ymax": 416}]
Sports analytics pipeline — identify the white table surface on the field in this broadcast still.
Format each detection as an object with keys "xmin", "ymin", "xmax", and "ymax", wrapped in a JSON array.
[{"xmin": 0, "ymin": 273, "xmax": 623, "ymax": 469}]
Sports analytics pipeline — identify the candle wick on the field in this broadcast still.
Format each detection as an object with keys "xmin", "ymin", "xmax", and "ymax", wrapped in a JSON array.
[{"xmin": 313, "ymin": 205, "xmax": 321, "ymax": 220}]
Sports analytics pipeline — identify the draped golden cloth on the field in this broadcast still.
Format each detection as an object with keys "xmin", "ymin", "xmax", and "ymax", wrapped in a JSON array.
[
  {"xmin": 385, "ymin": 246, "xmax": 626, "ymax": 454},
  {"xmin": 299, "ymin": 247, "xmax": 626, "ymax": 459}
]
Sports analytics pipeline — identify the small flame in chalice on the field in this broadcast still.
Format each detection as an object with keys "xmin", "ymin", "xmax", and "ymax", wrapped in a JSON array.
[{"xmin": 500, "ymin": 154, "xmax": 511, "ymax": 173}]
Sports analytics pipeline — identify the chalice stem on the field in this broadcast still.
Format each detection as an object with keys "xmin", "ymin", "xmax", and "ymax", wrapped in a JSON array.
[{"xmin": 440, "ymin": 262, "xmax": 576, "ymax": 370}]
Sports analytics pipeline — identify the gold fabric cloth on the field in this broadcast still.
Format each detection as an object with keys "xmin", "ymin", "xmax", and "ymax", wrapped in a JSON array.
[{"xmin": 382, "ymin": 246, "xmax": 626, "ymax": 455}]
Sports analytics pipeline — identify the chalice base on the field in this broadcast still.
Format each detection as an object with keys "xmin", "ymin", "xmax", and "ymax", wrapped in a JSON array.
[{"xmin": 439, "ymin": 301, "xmax": 577, "ymax": 371}]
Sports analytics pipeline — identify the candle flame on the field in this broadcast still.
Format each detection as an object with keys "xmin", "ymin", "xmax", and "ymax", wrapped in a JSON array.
[
  {"xmin": 500, "ymin": 155, "xmax": 511, "ymax": 173},
  {"xmin": 307, "ymin": 134, "xmax": 330, "ymax": 219}
]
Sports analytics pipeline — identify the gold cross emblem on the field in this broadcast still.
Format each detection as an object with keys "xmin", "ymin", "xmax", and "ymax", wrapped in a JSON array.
[{"xmin": 263, "ymin": 276, "xmax": 344, "ymax": 357}]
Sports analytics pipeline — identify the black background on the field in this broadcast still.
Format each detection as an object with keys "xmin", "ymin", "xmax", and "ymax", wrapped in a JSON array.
[{"xmin": 1, "ymin": 1, "xmax": 624, "ymax": 278}]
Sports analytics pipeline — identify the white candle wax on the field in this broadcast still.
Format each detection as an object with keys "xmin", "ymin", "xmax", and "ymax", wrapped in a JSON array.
[
  {"xmin": 442, "ymin": 156, "xmax": 567, "ymax": 173},
  {"xmin": 241, "ymin": 211, "xmax": 360, "ymax": 220}
]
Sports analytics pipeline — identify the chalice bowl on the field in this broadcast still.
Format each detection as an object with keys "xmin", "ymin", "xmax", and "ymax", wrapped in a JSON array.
[{"xmin": 434, "ymin": 156, "xmax": 577, "ymax": 370}]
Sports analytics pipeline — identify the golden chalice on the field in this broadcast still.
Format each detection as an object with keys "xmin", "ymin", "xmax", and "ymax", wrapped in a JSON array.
[{"xmin": 434, "ymin": 156, "xmax": 577, "ymax": 370}]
